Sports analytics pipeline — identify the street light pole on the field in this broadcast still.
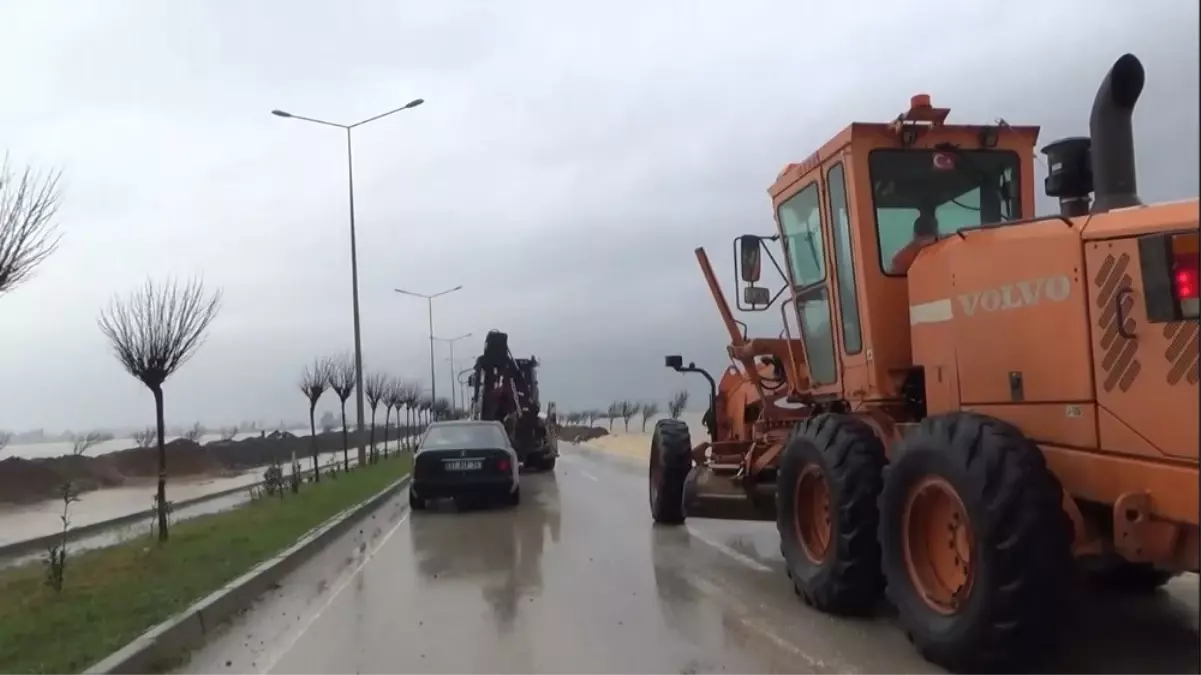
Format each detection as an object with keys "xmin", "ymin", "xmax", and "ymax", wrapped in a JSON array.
[
  {"xmin": 433, "ymin": 333, "xmax": 473, "ymax": 410},
  {"xmin": 271, "ymin": 98, "xmax": 424, "ymax": 466},
  {"xmin": 394, "ymin": 285, "xmax": 463, "ymax": 405}
]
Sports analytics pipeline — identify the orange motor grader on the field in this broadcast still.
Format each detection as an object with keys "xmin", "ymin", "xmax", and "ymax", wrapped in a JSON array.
[{"xmin": 650, "ymin": 52, "xmax": 1198, "ymax": 673}]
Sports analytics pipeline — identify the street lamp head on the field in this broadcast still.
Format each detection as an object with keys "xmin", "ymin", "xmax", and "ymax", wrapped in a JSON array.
[
  {"xmin": 270, "ymin": 109, "xmax": 294, "ymax": 118},
  {"xmin": 404, "ymin": 98, "xmax": 425, "ymax": 109}
]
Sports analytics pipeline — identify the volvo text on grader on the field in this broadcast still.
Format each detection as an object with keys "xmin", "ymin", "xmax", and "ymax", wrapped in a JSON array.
[
  {"xmin": 650, "ymin": 53, "xmax": 1198, "ymax": 673},
  {"xmin": 468, "ymin": 330, "xmax": 559, "ymax": 471}
]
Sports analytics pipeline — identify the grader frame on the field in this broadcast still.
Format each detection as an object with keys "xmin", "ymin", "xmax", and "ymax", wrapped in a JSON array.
[{"xmin": 649, "ymin": 52, "xmax": 1199, "ymax": 673}]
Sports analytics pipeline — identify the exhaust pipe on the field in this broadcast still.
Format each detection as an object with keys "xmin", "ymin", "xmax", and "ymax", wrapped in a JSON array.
[{"xmin": 1090, "ymin": 53, "xmax": 1145, "ymax": 213}]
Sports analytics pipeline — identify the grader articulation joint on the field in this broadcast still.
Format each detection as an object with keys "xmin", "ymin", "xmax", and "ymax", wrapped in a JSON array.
[{"xmin": 649, "ymin": 51, "xmax": 1199, "ymax": 674}]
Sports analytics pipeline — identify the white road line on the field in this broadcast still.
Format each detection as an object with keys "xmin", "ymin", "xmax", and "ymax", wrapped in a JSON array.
[
  {"xmin": 686, "ymin": 574, "xmax": 846, "ymax": 673},
  {"xmin": 259, "ymin": 506, "xmax": 411, "ymax": 674},
  {"xmin": 579, "ymin": 469, "xmax": 599, "ymax": 482},
  {"xmin": 688, "ymin": 528, "xmax": 772, "ymax": 573}
]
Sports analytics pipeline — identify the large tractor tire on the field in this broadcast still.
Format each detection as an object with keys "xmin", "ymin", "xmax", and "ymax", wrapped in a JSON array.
[
  {"xmin": 879, "ymin": 412, "xmax": 1074, "ymax": 673},
  {"xmin": 776, "ymin": 413, "xmax": 886, "ymax": 615},
  {"xmin": 649, "ymin": 419, "xmax": 693, "ymax": 525}
]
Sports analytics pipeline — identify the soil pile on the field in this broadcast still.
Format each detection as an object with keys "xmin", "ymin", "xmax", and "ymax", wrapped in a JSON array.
[
  {"xmin": 0, "ymin": 426, "xmax": 415, "ymax": 505},
  {"xmin": 558, "ymin": 426, "xmax": 609, "ymax": 444}
]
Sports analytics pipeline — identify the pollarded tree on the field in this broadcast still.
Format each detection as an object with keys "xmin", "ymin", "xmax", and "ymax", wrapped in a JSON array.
[
  {"xmin": 364, "ymin": 372, "xmax": 388, "ymax": 464},
  {"xmin": 327, "ymin": 353, "xmax": 357, "ymax": 472},
  {"xmin": 640, "ymin": 402, "xmax": 660, "ymax": 432},
  {"xmin": 382, "ymin": 378, "xmax": 399, "ymax": 458},
  {"xmin": 417, "ymin": 395, "xmax": 433, "ymax": 431},
  {"xmin": 401, "ymin": 383, "xmax": 421, "ymax": 450},
  {"xmin": 132, "ymin": 427, "xmax": 154, "ymax": 449},
  {"xmin": 0, "ymin": 156, "xmax": 63, "ymax": 299},
  {"xmin": 619, "ymin": 400, "xmax": 638, "ymax": 432},
  {"xmin": 606, "ymin": 402, "xmax": 620, "ymax": 431},
  {"xmin": 668, "ymin": 389, "xmax": 689, "ymax": 420},
  {"xmin": 97, "ymin": 276, "xmax": 221, "ymax": 542},
  {"xmin": 0, "ymin": 430, "xmax": 10, "ymax": 453},
  {"xmin": 300, "ymin": 356, "xmax": 334, "ymax": 484},
  {"xmin": 433, "ymin": 397, "xmax": 452, "ymax": 422}
]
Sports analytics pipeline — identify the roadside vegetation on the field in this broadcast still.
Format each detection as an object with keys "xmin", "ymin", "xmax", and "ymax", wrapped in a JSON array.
[
  {"xmin": 0, "ymin": 453, "xmax": 412, "ymax": 675},
  {"xmin": 557, "ymin": 390, "xmax": 694, "ymax": 443}
]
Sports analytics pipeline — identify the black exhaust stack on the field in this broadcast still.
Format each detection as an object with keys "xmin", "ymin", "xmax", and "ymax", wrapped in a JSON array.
[{"xmin": 1089, "ymin": 53, "xmax": 1145, "ymax": 214}]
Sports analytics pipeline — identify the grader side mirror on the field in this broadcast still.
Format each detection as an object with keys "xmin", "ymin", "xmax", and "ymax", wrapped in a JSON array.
[
  {"xmin": 665, "ymin": 355, "xmax": 684, "ymax": 370},
  {"xmin": 738, "ymin": 235, "xmax": 762, "ymax": 283},
  {"xmin": 743, "ymin": 285, "xmax": 770, "ymax": 306}
]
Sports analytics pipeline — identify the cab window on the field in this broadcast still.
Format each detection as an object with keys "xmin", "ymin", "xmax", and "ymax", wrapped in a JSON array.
[
  {"xmin": 871, "ymin": 149, "xmax": 1021, "ymax": 275},
  {"xmin": 826, "ymin": 162, "xmax": 862, "ymax": 355},
  {"xmin": 778, "ymin": 182, "xmax": 824, "ymax": 288}
]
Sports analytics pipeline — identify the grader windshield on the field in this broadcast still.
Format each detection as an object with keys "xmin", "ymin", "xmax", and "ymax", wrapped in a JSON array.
[{"xmin": 870, "ymin": 148, "xmax": 1022, "ymax": 275}]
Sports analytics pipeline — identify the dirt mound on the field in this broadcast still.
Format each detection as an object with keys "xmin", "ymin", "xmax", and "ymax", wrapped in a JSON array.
[
  {"xmin": 0, "ymin": 425, "xmax": 416, "ymax": 505},
  {"xmin": 558, "ymin": 426, "xmax": 609, "ymax": 443}
]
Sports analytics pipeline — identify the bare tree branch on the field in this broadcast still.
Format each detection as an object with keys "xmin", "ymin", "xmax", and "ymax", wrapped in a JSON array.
[
  {"xmin": 182, "ymin": 422, "xmax": 204, "ymax": 443},
  {"xmin": 364, "ymin": 372, "xmax": 387, "ymax": 410},
  {"xmin": 132, "ymin": 427, "xmax": 155, "ymax": 449},
  {"xmin": 640, "ymin": 402, "xmax": 660, "ymax": 432},
  {"xmin": 0, "ymin": 430, "xmax": 10, "ymax": 453},
  {"xmin": 0, "ymin": 156, "xmax": 63, "ymax": 297},
  {"xmin": 300, "ymin": 357, "xmax": 333, "ymax": 407},
  {"xmin": 328, "ymin": 353, "xmax": 356, "ymax": 404},
  {"xmin": 71, "ymin": 431, "xmax": 106, "ymax": 456},
  {"xmin": 668, "ymin": 389, "xmax": 689, "ymax": 419},
  {"xmin": 97, "ymin": 277, "xmax": 223, "ymax": 391}
]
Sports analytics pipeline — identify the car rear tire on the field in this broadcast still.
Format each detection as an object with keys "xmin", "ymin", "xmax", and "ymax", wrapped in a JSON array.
[
  {"xmin": 408, "ymin": 486, "xmax": 425, "ymax": 511},
  {"xmin": 507, "ymin": 485, "xmax": 521, "ymax": 507}
]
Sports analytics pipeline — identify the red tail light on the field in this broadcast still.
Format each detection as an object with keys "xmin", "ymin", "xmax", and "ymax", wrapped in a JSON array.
[
  {"xmin": 1173, "ymin": 254, "xmax": 1199, "ymax": 300},
  {"xmin": 497, "ymin": 458, "xmax": 510, "ymax": 473},
  {"xmin": 1141, "ymin": 232, "xmax": 1199, "ymax": 323}
]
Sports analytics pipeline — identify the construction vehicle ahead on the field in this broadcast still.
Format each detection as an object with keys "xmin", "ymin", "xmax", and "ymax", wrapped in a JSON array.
[
  {"xmin": 468, "ymin": 330, "xmax": 558, "ymax": 471},
  {"xmin": 652, "ymin": 53, "xmax": 1198, "ymax": 673}
]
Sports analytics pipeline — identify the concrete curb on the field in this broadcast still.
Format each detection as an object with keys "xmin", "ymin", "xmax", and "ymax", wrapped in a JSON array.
[
  {"xmin": 0, "ymin": 446, "xmax": 415, "ymax": 562},
  {"xmin": 82, "ymin": 472, "xmax": 412, "ymax": 675}
]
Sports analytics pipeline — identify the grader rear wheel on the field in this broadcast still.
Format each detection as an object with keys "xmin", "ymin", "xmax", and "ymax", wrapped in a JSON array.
[{"xmin": 879, "ymin": 412, "xmax": 1074, "ymax": 673}]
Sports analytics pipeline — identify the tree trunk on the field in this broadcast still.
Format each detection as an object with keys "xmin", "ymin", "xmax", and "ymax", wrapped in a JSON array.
[
  {"xmin": 405, "ymin": 407, "xmax": 413, "ymax": 451},
  {"xmin": 153, "ymin": 386, "xmax": 169, "ymax": 542},
  {"xmin": 339, "ymin": 401, "xmax": 350, "ymax": 472},
  {"xmin": 383, "ymin": 407, "xmax": 391, "ymax": 458},
  {"xmin": 309, "ymin": 404, "xmax": 320, "ymax": 483},
  {"xmin": 369, "ymin": 407, "xmax": 378, "ymax": 464}
]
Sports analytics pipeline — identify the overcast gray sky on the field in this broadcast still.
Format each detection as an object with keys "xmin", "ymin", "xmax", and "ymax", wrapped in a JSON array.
[{"xmin": 0, "ymin": 0, "xmax": 1197, "ymax": 432}]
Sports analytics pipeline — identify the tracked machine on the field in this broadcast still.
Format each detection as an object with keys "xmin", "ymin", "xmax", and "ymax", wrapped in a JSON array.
[
  {"xmin": 651, "ymin": 53, "xmax": 1198, "ymax": 672},
  {"xmin": 468, "ymin": 330, "xmax": 558, "ymax": 471}
]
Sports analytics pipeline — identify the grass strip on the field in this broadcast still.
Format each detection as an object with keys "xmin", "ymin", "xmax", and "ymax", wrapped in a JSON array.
[{"xmin": 0, "ymin": 454, "xmax": 411, "ymax": 674}]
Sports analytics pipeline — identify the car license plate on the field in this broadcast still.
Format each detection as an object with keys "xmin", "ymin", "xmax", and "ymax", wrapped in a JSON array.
[{"xmin": 444, "ymin": 459, "xmax": 482, "ymax": 471}]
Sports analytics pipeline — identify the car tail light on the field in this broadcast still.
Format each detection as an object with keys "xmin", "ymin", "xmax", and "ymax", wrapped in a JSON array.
[
  {"xmin": 1140, "ymin": 231, "xmax": 1200, "ymax": 323},
  {"xmin": 497, "ymin": 458, "xmax": 510, "ymax": 473}
]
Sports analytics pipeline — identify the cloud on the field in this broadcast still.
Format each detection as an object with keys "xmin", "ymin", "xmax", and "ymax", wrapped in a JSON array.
[{"xmin": 0, "ymin": 0, "xmax": 1196, "ymax": 432}]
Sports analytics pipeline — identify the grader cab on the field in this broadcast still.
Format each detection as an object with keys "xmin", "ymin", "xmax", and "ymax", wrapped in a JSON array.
[{"xmin": 650, "ymin": 53, "xmax": 1198, "ymax": 673}]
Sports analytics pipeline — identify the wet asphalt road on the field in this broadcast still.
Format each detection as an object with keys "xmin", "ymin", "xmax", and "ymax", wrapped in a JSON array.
[{"xmin": 180, "ymin": 446, "xmax": 1200, "ymax": 674}]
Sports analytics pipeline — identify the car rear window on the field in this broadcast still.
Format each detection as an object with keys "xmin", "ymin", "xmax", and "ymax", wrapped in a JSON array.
[{"xmin": 419, "ymin": 424, "xmax": 509, "ymax": 450}]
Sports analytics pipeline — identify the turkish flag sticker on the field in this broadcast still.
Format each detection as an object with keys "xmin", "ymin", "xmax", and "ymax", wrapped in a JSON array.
[{"xmin": 932, "ymin": 152, "xmax": 956, "ymax": 171}]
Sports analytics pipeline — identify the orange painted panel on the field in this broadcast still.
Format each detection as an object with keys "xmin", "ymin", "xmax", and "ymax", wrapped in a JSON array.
[{"xmin": 1085, "ymin": 239, "xmax": 1199, "ymax": 461}]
